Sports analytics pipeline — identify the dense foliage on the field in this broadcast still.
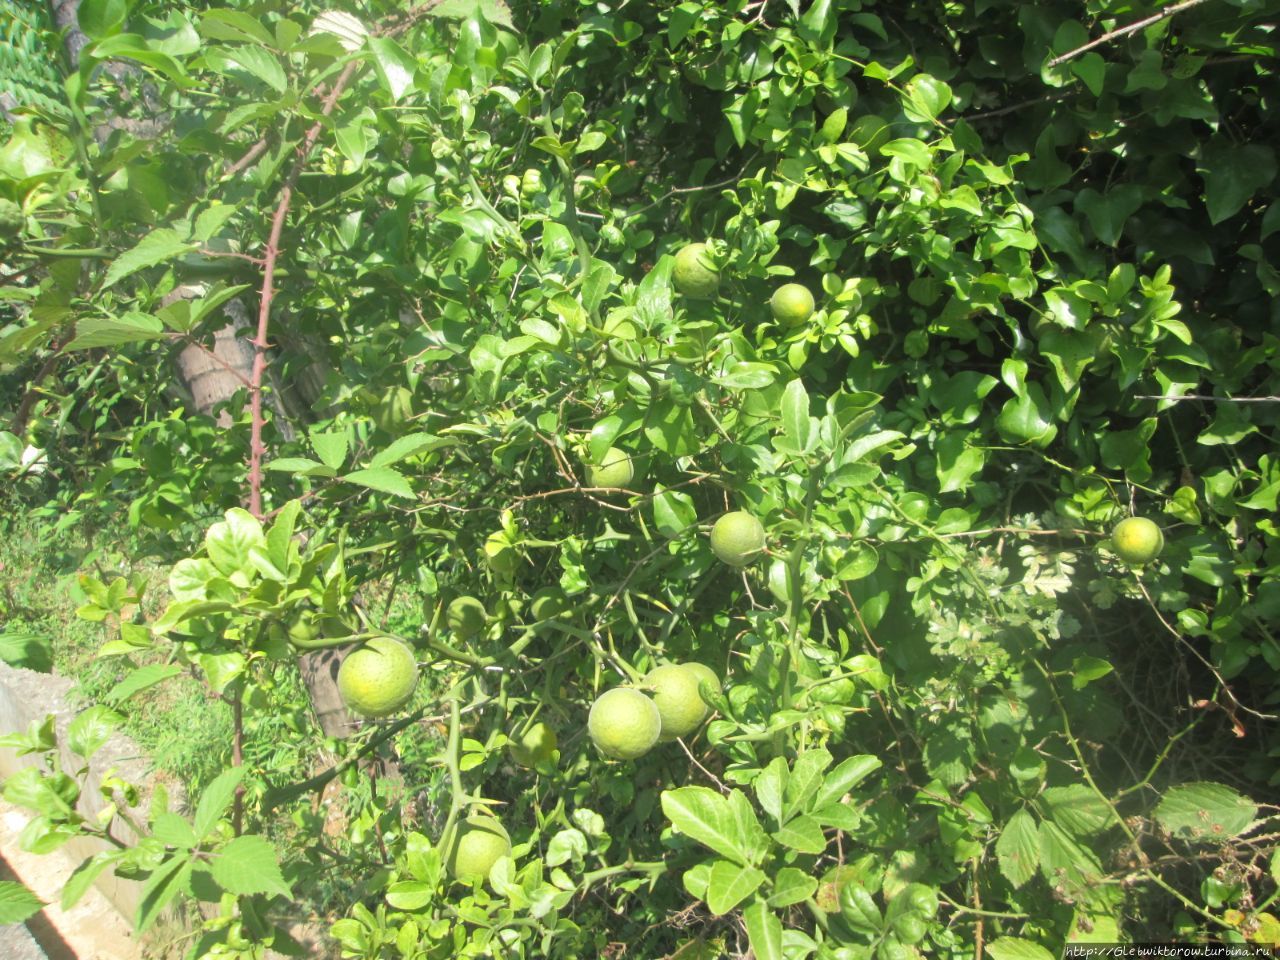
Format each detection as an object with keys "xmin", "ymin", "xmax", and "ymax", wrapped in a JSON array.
[{"xmin": 2, "ymin": 0, "xmax": 1279, "ymax": 957}]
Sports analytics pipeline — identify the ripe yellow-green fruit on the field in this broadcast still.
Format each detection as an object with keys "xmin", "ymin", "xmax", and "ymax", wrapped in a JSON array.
[
  {"xmin": 770, "ymin": 283, "xmax": 815, "ymax": 326},
  {"xmin": 447, "ymin": 596, "xmax": 487, "ymax": 639},
  {"xmin": 484, "ymin": 533, "xmax": 518, "ymax": 576},
  {"xmin": 446, "ymin": 816, "xmax": 511, "ymax": 882},
  {"xmin": 337, "ymin": 636, "xmax": 419, "ymax": 718},
  {"xmin": 672, "ymin": 242, "xmax": 720, "ymax": 299},
  {"xmin": 645, "ymin": 664, "xmax": 715, "ymax": 741},
  {"xmin": 710, "ymin": 511, "xmax": 766, "ymax": 567},
  {"xmin": 1110, "ymin": 517, "xmax": 1164, "ymax": 565},
  {"xmin": 587, "ymin": 688, "xmax": 662, "ymax": 760},
  {"xmin": 509, "ymin": 721, "xmax": 557, "ymax": 768},
  {"xmin": 375, "ymin": 386, "xmax": 414, "ymax": 433},
  {"xmin": 586, "ymin": 446, "xmax": 635, "ymax": 489}
]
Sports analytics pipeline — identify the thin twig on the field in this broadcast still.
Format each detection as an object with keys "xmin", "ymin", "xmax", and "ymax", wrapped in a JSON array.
[
  {"xmin": 1047, "ymin": 0, "xmax": 1213, "ymax": 67},
  {"xmin": 1135, "ymin": 394, "xmax": 1280, "ymax": 403},
  {"xmin": 247, "ymin": 58, "xmax": 360, "ymax": 518}
]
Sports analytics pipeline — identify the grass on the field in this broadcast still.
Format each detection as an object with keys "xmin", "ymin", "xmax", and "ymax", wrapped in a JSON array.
[{"xmin": 0, "ymin": 503, "xmax": 233, "ymax": 794}]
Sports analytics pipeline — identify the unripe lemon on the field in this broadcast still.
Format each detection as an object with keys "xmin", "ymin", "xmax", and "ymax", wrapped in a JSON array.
[
  {"xmin": 645, "ymin": 663, "xmax": 715, "ymax": 741},
  {"xmin": 337, "ymin": 637, "xmax": 419, "ymax": 718},
  {"xmin": 586, "ymin": 446, "xmax": 635, "ymax": 489},
  {"xmin": 710, "ymin": 511, "xmax": 766, "ymax": 567},
  {"xmin": 521, "ymin": 168, "xmax": 543, "ymax": 194},
  {"xmin": 447, "ymin": 596, "xmax": 487, "ymax": 639},
  {"xmin": 375, "ymin": 386, "xmax": 414, "ymax": 433},
  {"xmin": 587, "ymin": 688, "xmax": 662, "ymax": 760},
  {"xmin": 446, "ymin": 816, "xmax": 511, "ymax": 882},
  {"xmin": 529, "ymin": 588, "xmax": 570, "ymax": 622},
  {"xmin": 484, "ymin": 533, "xmax": 518, "ymax": 576},
  {"xmin": 509, "ymin": 721, "xmax": 557, "ymax": 768},
  {"xmin": 672, "ymin": 243, "xmax": 720, "ymax": 299},
  {"xmin": 1110, "ymin": 517, "xmax": 1164, "ymax": 565},
  {"xmin": 770, "ymin": 283, "xmax": 815, "ymax": 326}
]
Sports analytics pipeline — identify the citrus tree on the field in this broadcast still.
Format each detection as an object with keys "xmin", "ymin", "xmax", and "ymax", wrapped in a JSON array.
[{"xmin": 2, "ymin": 0, "xmax": 1280, "ymax": 957}]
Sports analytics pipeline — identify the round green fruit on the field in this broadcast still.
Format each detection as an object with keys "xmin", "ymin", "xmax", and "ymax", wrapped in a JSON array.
[
  {"xmin": 447, "ymin": 596, "xmax": 487, "ymax": 639},
  {"xmin": 587, "ymin": 687, "xmax": 662, "ymax": 760},
  {"xmin": 446, "ymin": 816, "xmax": 511, "ymax": 882},
  {"xmin": 710, "ymin": 511, "xmax": 766, "ymax": 567},
  {"xmin": 521, "ymin": 168, "xmax": 543, "ymax": 194},
  {"xmin": 509, "ymin": 721, "xmax": 557, "ymax": 768},
  {"xmin": 770, "ymin": 283, "xmax": 815, "ymax": 326},
  {"xmin": 645, "ymin": 663, "xmax": 716, "ymax": 741},
  {"xmin": 1110, "ymin": 517, "xmax": 1164, "ymax": 565},
  {"xmin": 375, "ymin": 386, "xmax": 414, "ymax": 434},
  {"xmin": 484, "ymin": 533, "xmax": 518, "ymax": 576},
  {"xmin": 337, "ymin": 636, "xmax": 419, "ymax": 718},
  {"xmin": 672, "ymin": 242, "xmax": 720, "ymax": 299},
  {"xmin": 586, "ymin": 446, "xmax": 635, "ymax": 489},
  {"xmin": 529, "ymin": 588, "xmax": 570, "ymax": 622}
]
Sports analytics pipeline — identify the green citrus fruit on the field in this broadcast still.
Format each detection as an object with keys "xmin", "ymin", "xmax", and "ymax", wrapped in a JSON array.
[
  {"xmin": 710, "ymin": 511, "xmax": 766, "ymax": 567},
  {"xmin": 484, "ymin": 532, "xmax": 518, "ymax": 576},
  {"xmin": 645, "ymin": 663, "xmax": 715, "ymax": 741},
  {"xmin": 447, "ymin": 596, "xmax": 487, "ymax": 639},
  {"xmin": 1110, "ymin": 517, "xmax": 1164, "ymax": 565},
  {"xmin": 375, "ymin": 386, "xmax": 414, "ymax": 433},
  {"xmin": 586, "ymin": 446, "xmax": 635, "ymax": 489},
  {"xmin": 770, "ymin": 283, "xmax": 815, "ymax": 326},
  {"xmin": 509, "ymin": 721, "xmax": 557, "ymax": 768},
  {"xmin": 672, "ymin": 242, "xmax": 720, "ymax": 299},
  {"xmin": 529, "ymin": 588, "xmax": 570, "ymax": 622},
  {"xmin": 446, "ymin": 816, "xmax": 511, "ymax": 882},
  {"xmin": 587, "ymin": 687, "xmax": 662, "ymax": 760},
  {"xmin": 521, "ymin": 168, "xmax": 543, "ymax": 194},
  {"xmin": 337, "ymin": 636, "xmax": 419, "ymax": 718}
]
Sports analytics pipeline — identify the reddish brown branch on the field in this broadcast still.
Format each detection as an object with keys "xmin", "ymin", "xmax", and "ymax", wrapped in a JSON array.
[{"xmin": 247, "ymin": 59, "xmax": 360, "ymax": 518}]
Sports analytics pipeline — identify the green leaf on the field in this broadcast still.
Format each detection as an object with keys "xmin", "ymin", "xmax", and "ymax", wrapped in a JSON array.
[
  {"xmin": 782, "ymin": 749, "xmax": 832, "ymax": 818},
  {"xmin": 102, "ymin": 227, "xmax": 197, "ymax": 290},
  {"xmin": 265, "ymin": 499, "xmax": 301, "ymax": 573},
  {"xmin": 653, "ymin": 484, "xmax": 697, "ymax": 538},
  {"xmin": 370, "ymin": 433, "xmax": 451, "ymax": 469},
  {"xmin": 151, "ymin": 812, "xmax": 198, "ymax": 849},
  {"xmin": 661, "ymin": 787, "xmax": 755, "ymax": 866},
  {"xmin": 840, "ymin": 882, "xmax": 882, "ymax": 931},
  {"xmin": 386, "ymin": 880, "xmax": 434, "ymax": 911},
  {"xmin": 67, "ymin": 705, "xmax": 123, "ymax": 759},
  {"xmin": 705, "ymin": 859, "xmax": 766, "ymax": 915},
  {"xmin": 205, "ymin": 508, "xmax": 266, "ymax": 577},
  {"xmin": 1037, "ymin": 786, "xmax": 1118, "ymax": 841},
  {"xmin": 63, "ymin": 851, "xmax": 123, "ymax": 911},
  {"xmin": 986, "ymin": 938, "xmax": 1056, "ymax": 960},
  {"xmin": 105, "ymin": 664, "xmax": 182, "ymax": 705},
  {"xmin": 1155, "ymin": 782, "xmax": 1257, "ymax": 841},
  {"xmin": 743, "ymin": 900, "xmax": 784, "ymax": 960},
  {"xmin": 880, "ymin": 138, "xmax": 932, "ymax": 168},
  {"xmin": 814, "ymin": 757, "xmax": 885, "ymax": 814},
  {"xmin": 369, "ymin": 36, "xmax": 417, "ymax": 101},
  {"xmin": 1075, "ymin": 186, "xmax": 1143, "ymax": 246},
  {"xmin": 0, "ymin": 631, "xmax": 52, "ymax": 672},
  {"xmin": 1198, "ymin": 139, "xmax": 1276, "ymax": 224},
  {"xmin": 781, "ymin": 379, "xmax": 812, "ymax": 453},
  {"xmin": 194, "ymin": 767, "xmax": 246, "ymax": 838},
  {"xmin": 78, "ymin": 0, "xmax": 128, "ymax": 40},
  {"xmin": 996, "ymin": 383, "xmax": 1057, "ymax": 447},
  {"xmin": 1070, "ymin": 656, "xmax": 1113, "ymax": 690},
  {"xmin": 210, "ymin": 835, "xmax": 292, "ymax": 899},
  {"xmin": 767, "ymin": 867, "xmax": 818, "ymax": 908},
  {"xmin": 903, "ymin": 74, "xmax": 952, "ymax": 122},
  {"xmin": 343, "ymin": 467, "xmax": 415, "ymax": 499},
  {"xmin": 1038, "ymin": 821, "xmax": 1103, "ymax": 895},
  {"xmin": 137, "ymin": 857, "xmax": 192, "ymax": 933},
  {"xmin": 225, "ymin": 46, "xmax": 287, "ymax": 94},
  {"xmin": 65, "ymin": 312, "xmax": 167, "ymax": 350},
  {"xmin": 772, "ymin": 814, "xmax": 826, "ymax": 854},
  {"xmin": 995, "ymin": 807, "xmax": 1039, "ymax": 888},
  {"xmin": 0, "ymin": 880, "xmax": 43, "ymax": 924},
  {"xmin": 310, "ymin": 430, "xmax": 349, "ymax": 471}
]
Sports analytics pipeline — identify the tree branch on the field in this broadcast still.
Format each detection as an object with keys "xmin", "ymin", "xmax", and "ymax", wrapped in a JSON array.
[{"xmin": 1047, "ymin": 0, "xmax": 1212, "ymax": 67}]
